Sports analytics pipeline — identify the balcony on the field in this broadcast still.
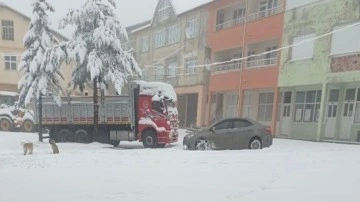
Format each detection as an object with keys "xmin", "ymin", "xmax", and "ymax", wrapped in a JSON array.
[
  {"xmin": 246, "ymin": 5, "xmax": 283, "ymax": 22},
  {"xmin": 246, "ymin": 39, "xmax": 278, "ymax": 68},
  {"xmin": 216, "ymin": 17, "xmax": 245, "ymax": 31},
  {"xmin": 212, "ymin": 47, "xmax": 243, "ymax": 73},
  {"xmin": 212, "ymin": 61, "xmax": 242, "ymax": 72},
  {"xmin": 246, "ymin": 57, "xmax": 277, "ymax": 68},
  {"xmin": 215, "ymin": 4, "xmax": 283, "ymax": 32}
]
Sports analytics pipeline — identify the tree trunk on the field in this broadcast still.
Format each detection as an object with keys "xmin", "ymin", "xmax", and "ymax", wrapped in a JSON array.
[
  {"xmin": 38, "ymin": 94, "xmax": 43, "ymax": 142},
  {"xmin": 93, "ymin": 76, "xmax": 99, "ymax": 142}
]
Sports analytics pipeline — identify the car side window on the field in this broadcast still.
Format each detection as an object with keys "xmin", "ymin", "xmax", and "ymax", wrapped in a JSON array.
[
  {"xmin": 233, "ymin": 120, "xmax": 253, "ymax": 129},
  {"xmin": 214, "ymin": 121, "xmax": 231, "ymax": 130}
]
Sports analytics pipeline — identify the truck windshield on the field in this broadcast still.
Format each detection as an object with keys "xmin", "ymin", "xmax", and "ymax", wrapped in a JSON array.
[{"xmin": 152, "ymin": 100, "xmax": 165, "ymax": 114}]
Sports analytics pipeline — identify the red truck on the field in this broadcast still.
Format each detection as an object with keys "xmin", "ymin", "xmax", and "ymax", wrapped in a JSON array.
[{"xmin": 37, "ymin": 81, "xmax": 179, "ymax": 148}]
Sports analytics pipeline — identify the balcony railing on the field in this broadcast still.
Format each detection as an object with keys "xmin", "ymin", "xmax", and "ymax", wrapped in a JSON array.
[
  {"xmin": 215, "ymin": 5, "xmax": 283, "ymax": 31},
  {"xmin": 212, "ymin": 61, "xmax": 242, "ymax": 72},
  {"xmin": 246, "ymin": 57, "xmax": 277, "ymax": 68},
  {"xmin": 216, "ymin": 17, "xmax": 245, "ymax": 31},
  {"xmin": 247, "ymin": 5, "xmax": 283, "ymax": 22}
]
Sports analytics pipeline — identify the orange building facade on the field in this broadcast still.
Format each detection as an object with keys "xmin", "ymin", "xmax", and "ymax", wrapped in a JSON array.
[{"xmin": 206, "ymin": 0, "xmax": 285, "ymax": 134}]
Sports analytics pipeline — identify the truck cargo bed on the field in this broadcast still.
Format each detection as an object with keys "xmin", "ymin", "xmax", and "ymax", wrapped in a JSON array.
[{"xmin": 39, "ymin": 96, "xmax": 131, "ymax": 126}]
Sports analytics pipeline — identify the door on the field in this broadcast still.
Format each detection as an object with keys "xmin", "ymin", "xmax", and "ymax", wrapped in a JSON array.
[
  {"xmin": 211, "ymin": 120, "xmax": 232, "ymax": 149},
  {"xmin": 280, "ymin": 92, "xmax": 292, "ymax": 136},
  {"xmin": 324, "ymin": 89, "xmax": 339, "ymax": 139},
  {"xmin": 231, "ymin": 119, "xmax": 254, "ymax": 149},
  {"xmin": 186, "ymin": 94, "xmax": 198, "ymax": 127},
  {"xmin": 340, "ymin": 89, "xmax": 356, "ymax": 140}
]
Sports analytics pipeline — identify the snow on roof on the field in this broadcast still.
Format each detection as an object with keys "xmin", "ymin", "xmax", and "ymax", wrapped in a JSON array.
[
  {"xmin": 135, "ymin": 81, "xmax": 177, "ymax": 102},
  {"xmin": 0, "ymin": 91, "xmax": 19, "ymax": 96},
  {"xmin": 171, "ymin": 0, "xmax": 213, "ymax": 15},
  {"xmin": 130, "ymin": 0, "xmax": 213, "ymax": 33}
]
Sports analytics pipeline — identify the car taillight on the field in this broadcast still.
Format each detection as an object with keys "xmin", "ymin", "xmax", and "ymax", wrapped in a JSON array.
[{"xmin": 265, "ymin": 127, "xmax": 272, "ymax": 135}]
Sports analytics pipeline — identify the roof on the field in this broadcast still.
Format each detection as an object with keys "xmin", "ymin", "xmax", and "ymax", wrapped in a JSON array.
[
  {"xmin": 0, "ymin": 1, "xmax": 68, "ymax": 41},
  {"xmin": 171, "ymin": 0, "xmax": 213, "ymax": 15},
  {"xmin": 129, "ymin": 0, "xmax": 213, "ymax": 33}
]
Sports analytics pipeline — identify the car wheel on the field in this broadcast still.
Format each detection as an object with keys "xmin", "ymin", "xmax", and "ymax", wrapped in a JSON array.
[
  {"xmin": 195, "ymin": 139, "xmax": 211, "ymax": 151},
  {"xmin": 142, "ymin": 130, "xmax": 158, "ymax": 148},
  {"xmin": 21, "ymin": 120, "xmax": 35, "ymax": 133},
  {"xmin": 0, "ymin": 118, "xmax": 13, "ymax": 131},
  {"xmin": 249, "ymin": 138, "xmax": 262, "ymax": 150},
  {"xmin": 110, "ymin": 140, "xmax": 120, "ymax": 147}
]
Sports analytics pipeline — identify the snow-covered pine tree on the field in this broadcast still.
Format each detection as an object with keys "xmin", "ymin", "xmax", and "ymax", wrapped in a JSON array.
[
  {"xmin": 59, "ymin": 0, "xmax": 141, "ymax": 141},
  {"xmin": 18, "ymin": 0, "xmax": 64, "ymax": 107},
  {"xmin": 60, "ymin": 0, "xmax": 141, "ymax": 94}
]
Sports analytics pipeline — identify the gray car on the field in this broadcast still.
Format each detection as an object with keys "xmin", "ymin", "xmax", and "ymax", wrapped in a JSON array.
[{"xmin": 183, "ymin": 118, "xmax": 273, "ymax": 150}]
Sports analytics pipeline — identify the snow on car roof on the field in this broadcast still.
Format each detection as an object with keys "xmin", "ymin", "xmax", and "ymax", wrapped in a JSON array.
[{"xmin": 134, "ymin": 80, "xmax": 177, "ymax": 102}]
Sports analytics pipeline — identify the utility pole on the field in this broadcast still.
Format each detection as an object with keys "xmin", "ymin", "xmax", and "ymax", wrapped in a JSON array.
[{"xmin": 93, "ymin": 76, "xmax": 99, "ymax": 142}]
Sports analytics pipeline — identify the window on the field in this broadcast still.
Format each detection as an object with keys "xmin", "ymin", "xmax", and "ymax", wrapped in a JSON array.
[
  {"xmin": 233, "ymin": 8, "xmax": 246, "ymax": 25},
  {"xmin": 216, "ymin": 11, "xmax": 225, "ymax": 30},
  {"xmin": 224, "ymin": 94, "xmax": 238, "ymax": 118},
  {"xmin": 268, "ymin": 0, "xmax": 279, "ymax": 9},
  {"xmin": 141, "ymin": 36, "xmax": 149, "ymax": 52},
  {"xmin": 243, "ymin": 92, "xmax": 253, "ymax": 119},
  {"xmin": 1, "ymin": 20, "xmax": 14, "ymax": 41},
  {"xmin": 4, "ymin": 56, "xmax": 17, "ymax": 70},
  {"xmin": 214, "ymin": 120, "xmax": 231, "ymax": 130},
  {"xmin": 167, "ymin": 24, "xmax": 180, "ymax": 44},
  {"xmin": 291, "ymin": 34, "xmax": 316, "ymax": 61},
  {"xmin": 155, "ymin": 66, "xmax": 164, "ymax": 79},
  {"xmin": 233, "ymin": 119, "xmax": 252, "ymax": 128},
  {"xmin": 184, "ymin": 57, "xmax": 198, "ymax": 74},
  {"xmin": 331, "ymin": 23, "xmax": 360, "ymax": 55},
  {"xmin": 186, "ymin": 18, "xmax": 199, "ymax": 38},
  {"xmin": 258, "ymin": 92, "xmax": 274, "ymax": 121},
  {"xmin": 294, "ymin": 90, "xmax": 322, "ymax": 122},
  {"xmin": 158, "ymin": 0, "xmax": 170, "ymax": 21},
  {"xmin": 343, "ymin": 89, "xmax": 356, "ymax": 117},
  {"xmin": 154, "ymin": 29, "xmax": 166, "ymax": 48},
  {"xmin": 167, "ymin": 62, "xmax": 177, "ymax": 78}
]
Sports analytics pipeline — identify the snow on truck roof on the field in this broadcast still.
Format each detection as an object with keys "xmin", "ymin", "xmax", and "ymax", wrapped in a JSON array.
[
  {"xmin": 134, "ymin": 81, "xmax": 177, "ymax": 102},
  {"xmin": 0, "ymin": 91, "xmax": 19, "ymax": 96}
]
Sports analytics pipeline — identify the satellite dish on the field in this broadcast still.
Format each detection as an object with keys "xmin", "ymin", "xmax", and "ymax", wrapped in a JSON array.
[
  {"xmin": 205, "ymin": 58, "xmax": 212, "ymax": 71},
  {"xmin": 185, "ymin": 27, "xmax": 192, "ymax": 39}
]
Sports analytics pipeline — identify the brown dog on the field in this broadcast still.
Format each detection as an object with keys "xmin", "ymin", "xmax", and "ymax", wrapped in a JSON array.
[
  {"xmin": 49, "ymin": 139, "xmax": 59, "ymax": 154},
  {"xmin": 21, "ymin": 142, "xmax": 33, "ymax": 155}
]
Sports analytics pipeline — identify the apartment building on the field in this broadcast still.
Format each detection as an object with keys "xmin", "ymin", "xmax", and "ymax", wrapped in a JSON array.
[
  {"xmin": 207, "ymin": 0, "xmax": 285, "ymax": 133},
  {"xmin": 128, "ymin": 0, "xmax": 212, "ymax": 127},
  {"xmin": 0, "ymin": 3, "xmax": 77, "ymax": 96},
  {"xmin": 278, "ymin": 0, "xmax": 360, "ymax": 142}
]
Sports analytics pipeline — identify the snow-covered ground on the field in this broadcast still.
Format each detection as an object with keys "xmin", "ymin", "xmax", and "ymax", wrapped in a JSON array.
[{"xmin": 1, "ymin": 130, "xmax": 360, "ymax": 202}]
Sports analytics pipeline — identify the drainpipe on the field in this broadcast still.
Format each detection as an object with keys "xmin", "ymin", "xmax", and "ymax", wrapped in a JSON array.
[{"xmin": 237, "ymin": 0, "xmax": 248, "ymax": 117}]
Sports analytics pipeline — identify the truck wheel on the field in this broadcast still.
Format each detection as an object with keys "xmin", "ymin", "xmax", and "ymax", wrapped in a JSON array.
[
  {"xmin": 0, "ymin": 118, "xmax": 13, "ymax": 131},
  {"xmin": 58, "ymin": 129, "xmax": 73, "ymax": 143},
  {"xmin": 142, "ymin": 130, "xmax": 158, "ymax": 148},
  {"xmin": 75, "ymin": 129, "xmax": 90, "ymax": 143},
  {"xmin": 21, "ymin": 120, "xmax": 35, "ymax": 133},
  {"xmin": 110, "ymin": 140, "xmax": 120, "ymax": 147}
]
